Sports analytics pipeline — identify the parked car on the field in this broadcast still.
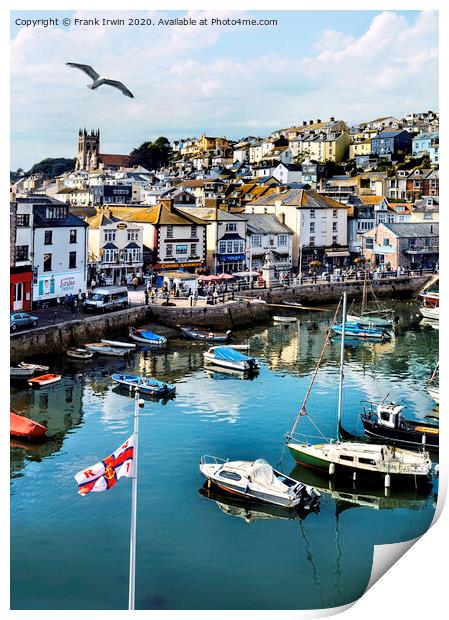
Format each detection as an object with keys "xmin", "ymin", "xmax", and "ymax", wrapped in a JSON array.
[{"xmin": 10, "ymin": 312, "xmax": 39, "ymax": 332}]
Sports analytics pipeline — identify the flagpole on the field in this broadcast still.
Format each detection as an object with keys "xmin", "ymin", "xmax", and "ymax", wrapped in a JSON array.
[{"xmin": 128, "ymin": 389, "xmax": 141, "ymax": 610}]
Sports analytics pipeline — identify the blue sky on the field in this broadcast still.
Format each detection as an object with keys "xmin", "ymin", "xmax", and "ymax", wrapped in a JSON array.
[{"xmin": 10, "ymin": 10, "xmax": 438, "ymax": 169}]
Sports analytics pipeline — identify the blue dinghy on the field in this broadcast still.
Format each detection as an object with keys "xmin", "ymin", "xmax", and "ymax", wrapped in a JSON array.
[
  {"xmin": 331, "ymin": 322, "xmax": 390, "ymax": 341},
  {"xmin": 129, "ymin": 327, "xmax": 167, "ymax": 346},
  {"xmin": 111, "ymin": 373, "xmax": 175, "ymax": 397}
]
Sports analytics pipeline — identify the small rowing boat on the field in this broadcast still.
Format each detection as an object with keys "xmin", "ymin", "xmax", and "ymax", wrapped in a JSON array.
[
  {"xmin": 66, "ymin": 348, "xmax": 94, "ymax": 360},
  {"xmin": 100, "ymin": 339, "xmax": 136, "ymax": 349},
  {"xmin": 203, "ymin": 346, "xmax": 259, "ymax": 373},
  {"xmin": 18, "ymin": 362, "xmax": 50, "ymax": 372},
  {"xmin": 179, "ymin": 326, "xmax": 232, "ymax": 342},
  {"xmin": 28, "ymin": 374, "xmax": 62, "ymax": 388},
  {"xmin": 273, "ymin": 316, "xmax": 298, "ymax": 323},
  {"xmin": 84, "ymin": 343, "xmax": 129, "ymax": 357},
  {"xmin": 111, "ymin": 373, "xmax": 175, "ymax": 397},
  {"xmin": 129, "ymin": 327, "xmax": 167, "ymax": 346},
  {"xmin": 10, "ymin": 367, "xmax": 35, "ymax": 378},
  {"xmin": 10, "ymin": 411, "xmax": 47, "ymax": 441}
]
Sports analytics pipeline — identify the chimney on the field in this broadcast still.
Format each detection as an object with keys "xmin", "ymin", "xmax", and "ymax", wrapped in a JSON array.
[
  {"xmin": 160, "ymin": 198, "xmax": 174, "ymax": 211},
  {"xmin": 309, "ymin": 120, "xmax": 313, "ymax": 125},
  {"xmin": 280, "ymin": 213, "xmax": 285, "ymax": 225},
  {"xmin": 302, "ymin": 121, "xmax": 307, "ymax": 127},
  {"xmin": 317, "ymin": 119, "xmax": 322, "ymax": 123},
  {"xmin": 330, "ymin": 116, "xmax": 335, "ymax": 122}
]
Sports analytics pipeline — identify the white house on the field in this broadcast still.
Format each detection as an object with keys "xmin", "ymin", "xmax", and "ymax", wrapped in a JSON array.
[
  {"xmin": 178, "ymin": 207, "xmax": 247, "ymax": 274},
  {"xmin": 246, "ymin": 188, "xmax": 349, "ymax": 269},
  {"xmin": 245, "ymin": 213, "xmax": 293, "ymax": 272},
  {"xmin": 29, "ymin": 197, "xmax": 88, "ymax": 304},
  {"xmin": 273, "ymin": 163, "xmax": 303, "ymax": 184},
  {"xmin": 86, "ymin": 212, "xmax": 144, "ymax": 284}
]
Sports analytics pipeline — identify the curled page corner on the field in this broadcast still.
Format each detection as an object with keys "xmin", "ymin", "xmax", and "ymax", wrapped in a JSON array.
[{"xmin": 365, "ymin": 537, "xmax": 420, "ymax": 592}]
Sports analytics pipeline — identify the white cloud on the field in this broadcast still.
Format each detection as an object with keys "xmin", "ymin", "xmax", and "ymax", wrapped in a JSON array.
[{"xmin": 10, "ymin": 10, "xmax": 438, "ymax": 169}]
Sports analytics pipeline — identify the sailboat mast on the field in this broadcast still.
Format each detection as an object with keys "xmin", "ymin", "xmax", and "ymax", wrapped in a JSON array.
[
  {"xmin": 361, "ymin": 269, "xmax": 367, "ymax": 315},
  {"xmin": 337, "ymin": 293, "xmax": 347, "ymax": 432}
]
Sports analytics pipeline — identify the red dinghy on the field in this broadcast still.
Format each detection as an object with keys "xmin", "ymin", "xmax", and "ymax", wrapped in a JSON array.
[
  {"xmin": 10, "ymin": 411, "xmax": 47, "ymax": 441},
  {"xmin": 28, "ymin": 373, "xmax": 62, "ymax": 388}
]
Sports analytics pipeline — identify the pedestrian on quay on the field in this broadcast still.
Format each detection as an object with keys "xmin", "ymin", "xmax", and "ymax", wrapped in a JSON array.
[
  {"xmin": 90, "ymin": 277, "xmax": 97, "ymax": 289},
  {"xmin": 189, "ymin": 293, "xmax": 194, "ymax": 307},
  {"xmin": 144, "ymin": 289, "xmax": 149, "ymax": 305},
  {"xmin": 193, "ymin": 290, "xmax": 198, "ymax": 306},
  {"xmin": 52, "ymin": 311, "xmax": 57, "ymax": 325},
  {"xmin": 132, "ymin": 276, "xmax": 138, "ymax": 290},
  {"xmin": 150, "ymin": 289, "xmax": 155, "ymax": 304},
  {"xmin": 213, "ymin": 290, "xmax": 218, "ymax": 305}
]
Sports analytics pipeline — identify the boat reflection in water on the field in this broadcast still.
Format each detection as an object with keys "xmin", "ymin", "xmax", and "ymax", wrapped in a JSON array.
[
  {"xmin": 288, "ymin": 465, "xmax": 432, "ymax": 513},
  {"xmin": 203, "ymin": 366, "xmax": 259, "ymax": 381},
  {"xmin": 199, "ymin": 483, "xmax": 318, "ymax": 522}
]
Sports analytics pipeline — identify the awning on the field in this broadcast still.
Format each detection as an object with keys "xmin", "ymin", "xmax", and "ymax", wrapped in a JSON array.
[
  {"xmin": 325, "ymin": 250, "xmax": 350, "ymax": 258},
  {"xmin": 220, "ymin": 233, "xmax": 245, "ymax": 241},
  {"xmin": 102, "ymin": 242, "xmax": 118, "ymax": 250},
  {"xmin": 125, "ymin": 242, "xmax": 140, "ymax": 249}
]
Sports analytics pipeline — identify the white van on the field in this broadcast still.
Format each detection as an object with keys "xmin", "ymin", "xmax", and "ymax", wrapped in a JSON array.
[{"xmin": 84, "ymin": 286, "xmax": 129, "ymax": 313}]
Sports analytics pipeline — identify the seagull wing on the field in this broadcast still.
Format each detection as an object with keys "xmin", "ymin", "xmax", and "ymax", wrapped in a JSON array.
[
  {"xmin": 66, "ymin": 63, "xmax": 100, "ymax": 81},
  {"xmin": 102, "ymin": 79, "xmax": 134, "ymax": 99}
]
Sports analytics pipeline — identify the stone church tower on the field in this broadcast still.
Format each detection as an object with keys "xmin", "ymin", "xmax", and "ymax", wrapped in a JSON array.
[{"xmin": 75, "ymin": 128, "xmax": 100, "ymax": 171}]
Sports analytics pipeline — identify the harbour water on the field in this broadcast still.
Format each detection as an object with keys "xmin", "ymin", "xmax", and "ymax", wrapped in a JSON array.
[{"xmin": 10, "ymin": 301, "xmax": 438, "ymax": 610}]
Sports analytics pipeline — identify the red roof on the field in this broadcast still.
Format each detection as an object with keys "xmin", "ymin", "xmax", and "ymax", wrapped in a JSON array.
[{"xmin": 98, "ymin": 153, "xmax": 130, "ymax": 167}]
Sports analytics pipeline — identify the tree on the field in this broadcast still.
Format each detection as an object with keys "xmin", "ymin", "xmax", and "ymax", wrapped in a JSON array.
[
  {"xmin": 28, "ymin": 158, "xmax": 76, "ymax": 178},
  {"xmin": 128, "ymin": 137, "xmax": 171, "ymax": 171}
]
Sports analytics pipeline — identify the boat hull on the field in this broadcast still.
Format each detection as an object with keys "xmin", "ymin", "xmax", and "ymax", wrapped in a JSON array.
[
  {"xmin": 28, "ymin": 374, "xmax": 62, "ymax": 388},
  {"xmin": 66, "ymin": 349, "xmax": 93, "ymax": 360},
  {"xmin": 10, "ymin": 411, "xmax": 47, "ymax": 441},
  {"xmin": 331, "ymin": 325, "xmax": 388, "ymax": 340},
  {"xmin": 203, "ymin": 353, "xmax": 257, "ymax": 372},
  {"xmin": 111, "ymin": 374, "xmax": 175, "ymax": 397},
  {"xmin": 85, "ymin": 344, "xmax": 128, "ymax": 357},
  {"xmin": 179, "ymin": 327, "xmax": 231, "ymax": 342},
  {"xmin": 287, "ymin": 443, "xmax": 432, "ymax": 488},
  {"xmin": 361, "ymin": 417, "xmax": 439, "ymax": 451},
  {"xmin": 10, "ymin": 367, "xmax": 35, "ymax": 378},
  {"xmin": 346, "ymin": 314, "xmax": 393, "ymax": 328},
  {"xmin": 129, "ymin": 328, "xmax": 167, "ymax": 346},
  {"xmin": 419, "ymin": 307, "xmax": 439, "ymax": 321}
]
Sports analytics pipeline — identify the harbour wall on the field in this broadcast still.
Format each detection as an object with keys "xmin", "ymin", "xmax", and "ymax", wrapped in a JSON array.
[{"xmin": 10, "ymin": 275, "xmax": 428, "ymax": 363}]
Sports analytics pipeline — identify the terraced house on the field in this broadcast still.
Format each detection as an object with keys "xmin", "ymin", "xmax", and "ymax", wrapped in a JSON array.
[{"xmin": 246, "ymin": 188, "xmax": 349, "ymax": 269}]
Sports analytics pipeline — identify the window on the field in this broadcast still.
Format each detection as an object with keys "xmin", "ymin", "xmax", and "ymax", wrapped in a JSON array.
[
  {"xmin": 278, "ymin": 234, "xmax": 288, "ymax": 247},
  {"xmin": 227, "ymin": 241, "xmax": 234, "ymax": 253},
  {"xmin": 333, "ymin": 209, "xmax": 338, "ymax": 218},
  {"xmin": 310, "ymin": 222, "xmax": 315, "ymax": 233},
  {"xmin": 104, "ymin": 230, "xmax": 116, "ymax": 242},
  {"xmin": 340, "ymin": 455, "xmax": 354, "ymax": 462},
  {"xmin": 359, "ymin": 458, "xmax": 376, "ymax": 466},
  {"xmin": 44, "ymin": 230, "xmax": 53, "ymax": 245},
  {"xmin": 69, "ymin": 229, "xmax": 77, "ymax": 244},
  {"xmin": 383, "ymin": 238, "xmax": 390, "ymax": 246},
  {"xmin": 43, "ymin": 253, "xmax": 52, "ymax": 272},
  {"xmin": 69, "ymin": 251, "xmax": 77, "ymax": 268},
  {"xmin": 310, "ymin": 209, "xmax": 315, "ymax": 219},
  {"xmin": 191, "ymin": 225, "xmax": 197, "ymax": 238},
  {"xmin": 365, "ymin": 237, "xmax": 374, "ymax": 249},
  {"xmin": 309, "ymin": 236, "xmax": 315, "ymax": 247},
  {"xmin": 233, "ymin": 241, "xmax": 242, "ymax": 253},
  {"xmin": 218, "ymin": 471, "xmax": 242, "ymax": 481},
  {"xmin": 166, "ymin": 244, "xmax": 173, "ymax": 257},
  {"xmin": 332, "ymin": 222, "xmax": 338, "ymax": 232},
  {"xmin": 127, "ymin": 230, "xmax": 139, "ymax": 241},
  {"xmin": 191, "ymin": 243, "xmax": 197, "ymax": 256},
  {"xmin": 226, "ymin": 222, "xmax": 237, "ymax": 232},
  {"xmin": 16, "ymin": 245, "xmax": 29, "ymax": 261},
  {"xmin": 176, "ymin": 244, "xmax": 188, "ymax": 255},
  {"xmin": 17, "ymin": 214, "xmax": 30, "ymax": 227},
  {"xmin": 252, "ymin": 235, "xmax": 262, "ymax": 248},
  {"xmin": 218, "ymin": 241, "xmax": 227, "ymax": 254},
  {"xmin": 332, "ymin": 235, "xmax": 338, "ymax": 244},
  {"xmin": 45, "ymin": 206, "xmax": 67, "ymax": 219},
  {"xmin": 166, "ymin": 225, "xmax": 174, "ymax": 238},
  {"xmin": 424, "ymin": 212, "xmax": 433, "ymax": 220}
]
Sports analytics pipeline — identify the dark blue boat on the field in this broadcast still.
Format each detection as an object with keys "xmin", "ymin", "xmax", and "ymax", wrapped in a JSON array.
[{"xmin": 111, "ymin": 373, "xmax": 175, "ymax": 397}]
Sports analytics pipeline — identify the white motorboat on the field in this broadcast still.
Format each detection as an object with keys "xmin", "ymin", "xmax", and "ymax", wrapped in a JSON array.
[
  {"xmin": 273, "ymin": 316, "xmax": 298, "ymax": 323},
  {"xmin": 18, "ymin": 362, "xmax": 50, "ymax": 372},
  {"xmin": 419, "ymin": 306, "xmax": 439, "ymax": 321},
  {"xmin": 84, "ymin": 343, "xmax": 129, "ymax": 357},
  {"xmin": 129, "ymin": 327, "xmax": 167, "ymax": 347},
  {"xmin": 100, "ymin": 339, "xmax": 136, "ymax": 349},
  {"xmin": 66, "ymin": 348, "xmax": 94, "ymax": 360},
  {"xmin": 203, "ymin": 346, "xmax": 259, "ymax": 372},
  {"xmin": 199, "ymin": 456, "xmax": 320, "ymax": 510},
  {"xmin": 10, "ymin": 367, "xmax": 35, "ymax": 378}
]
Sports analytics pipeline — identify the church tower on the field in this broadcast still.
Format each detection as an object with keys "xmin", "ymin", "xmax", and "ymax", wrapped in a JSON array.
[{"xmin": 75, "ymin": 128, "xmax": 100, "ymax": 171}]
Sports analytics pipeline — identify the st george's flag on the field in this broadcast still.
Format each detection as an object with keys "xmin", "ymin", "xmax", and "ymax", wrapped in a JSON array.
[{"xmin": 74, "ymin": 436, "xmax": 134, "ymax": 495}]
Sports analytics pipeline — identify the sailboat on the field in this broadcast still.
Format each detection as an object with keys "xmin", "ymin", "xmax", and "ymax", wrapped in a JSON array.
[
  {"xmin": 285, "ymin": 293, "xmax": 434, "ymax": 489},
  {"xmin": 347, "ymin": 271, "xmax": 395, "ymax": 327}
]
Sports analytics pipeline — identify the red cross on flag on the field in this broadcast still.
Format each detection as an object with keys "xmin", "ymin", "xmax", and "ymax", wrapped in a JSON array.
[{"xmin": 74, "ymin": 435, "xmax": 134, "ymax": 495}]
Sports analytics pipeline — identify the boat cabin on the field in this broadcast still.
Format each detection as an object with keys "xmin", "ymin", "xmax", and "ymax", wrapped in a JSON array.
[{"xmin": 363, "ymin": 402, "xmax": 405, "ymax": 429}]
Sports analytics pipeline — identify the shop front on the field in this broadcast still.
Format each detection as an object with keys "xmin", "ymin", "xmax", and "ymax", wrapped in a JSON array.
[{"xmin": 10, "ymin": 266, "xmax": 33, "ymax": 312}]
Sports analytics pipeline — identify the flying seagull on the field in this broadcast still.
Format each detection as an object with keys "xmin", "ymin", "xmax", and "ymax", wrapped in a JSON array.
[{"xmin": 66, "ymin": 62, "xmax": 134, "ymax": 98}]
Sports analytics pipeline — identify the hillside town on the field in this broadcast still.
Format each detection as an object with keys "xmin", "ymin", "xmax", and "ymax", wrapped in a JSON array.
[{"xmin": 10, "ymin": 111, "xmax": 439, "ymax": 311}]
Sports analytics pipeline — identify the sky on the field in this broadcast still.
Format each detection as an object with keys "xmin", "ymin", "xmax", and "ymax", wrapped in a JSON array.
[{"xmin": 10, "ymin": 9, "xmax": 438, "ymax": 170}]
